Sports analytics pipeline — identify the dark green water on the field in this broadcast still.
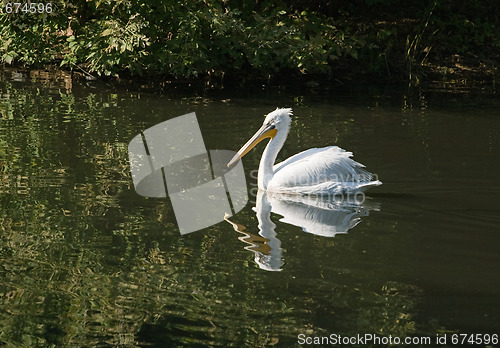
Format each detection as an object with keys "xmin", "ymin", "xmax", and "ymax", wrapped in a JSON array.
[{"xmin": 1, "ymin": 70, "xmax": 499, "ymax": 347}]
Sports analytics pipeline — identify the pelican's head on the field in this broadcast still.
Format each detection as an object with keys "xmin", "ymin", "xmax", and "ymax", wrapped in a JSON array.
[
  {"xmin": 228, "ymin": 108, "xmax": 292, "ymax": 167},
  {"xmin": 263, "ymin": 107, "xmax": 293, "ymax": 130}
]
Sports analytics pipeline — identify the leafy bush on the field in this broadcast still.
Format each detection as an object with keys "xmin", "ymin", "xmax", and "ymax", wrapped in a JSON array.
[
  {"xmin": 0, "ymin": 0, "xmax": 498, "ymax": 80},
  {"xmin": 0, "ymin": 0, "xmax": 363, "ymax": 78}
]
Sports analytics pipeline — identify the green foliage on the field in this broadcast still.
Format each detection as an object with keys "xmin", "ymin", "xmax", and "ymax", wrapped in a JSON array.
[
  {"xmin": 62, "ymin": 15, "xmax": 150, "ymax": 76},
  {"xmin": 0, "ymin": 0, "xmax": 498, "ymax": 80},
  {"xmin": 0, "ymin": 0, "xmax": 362, "ymax": 78},
  {"xmin": 0, "ymin": 1, "xmax": 66, "ymax": 65}
]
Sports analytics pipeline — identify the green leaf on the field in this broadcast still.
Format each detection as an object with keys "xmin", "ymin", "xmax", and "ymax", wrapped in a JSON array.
[
  {"xmin": 3, "ymin": 51, "xmax": 17, "ymax": 64},
  {"xmin": 101, "ymin": 29, "xmax": 114, "ymax": 37}
]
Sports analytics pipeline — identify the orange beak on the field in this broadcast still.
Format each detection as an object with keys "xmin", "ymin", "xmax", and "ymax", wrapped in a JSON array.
[{"xmin": 227, "ymin": 123, "xmax": 277, "ymax": 167}]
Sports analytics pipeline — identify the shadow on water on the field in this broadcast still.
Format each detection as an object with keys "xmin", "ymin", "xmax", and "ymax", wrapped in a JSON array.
[{"xmin": 1, "ymin": 68, "xmax": 499, "ymax": 346}]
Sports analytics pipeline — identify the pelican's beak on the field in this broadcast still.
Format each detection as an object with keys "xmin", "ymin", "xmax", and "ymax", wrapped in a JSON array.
[{"xmin": 227, "ymin": 123, "xmax": 277, "ymax": 167}]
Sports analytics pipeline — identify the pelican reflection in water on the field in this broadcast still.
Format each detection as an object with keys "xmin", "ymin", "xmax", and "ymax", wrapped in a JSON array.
[{"xmin": 225, "ymin": 190, "xmax": 380, "ymax": 271}]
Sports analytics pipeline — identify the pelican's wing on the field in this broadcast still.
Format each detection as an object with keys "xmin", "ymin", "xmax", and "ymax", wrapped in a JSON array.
[{"xmin": 270, "ymin": 146, "xmax": 379, "ymax": 192}]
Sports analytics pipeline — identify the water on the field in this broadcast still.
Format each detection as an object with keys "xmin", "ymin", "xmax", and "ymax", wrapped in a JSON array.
[{"xmin": 0, "ymin": 70, "xmax": 499, "ymax": 347}]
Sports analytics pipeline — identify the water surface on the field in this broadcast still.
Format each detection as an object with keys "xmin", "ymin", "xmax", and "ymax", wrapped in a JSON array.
[{"xmin": 0, "ymin": 70, "xmax": 499, "ymax": 346}]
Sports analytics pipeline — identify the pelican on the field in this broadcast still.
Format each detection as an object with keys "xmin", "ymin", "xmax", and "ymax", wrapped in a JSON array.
[{"xmin": 227, "ymin": 108, "xmax": 381, "ymax": 195}]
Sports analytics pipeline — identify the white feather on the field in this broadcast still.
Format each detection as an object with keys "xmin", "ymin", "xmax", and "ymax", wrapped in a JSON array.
[{"xmin": 270, "ymin": 146, "xmax": 381, "ymax": 194}]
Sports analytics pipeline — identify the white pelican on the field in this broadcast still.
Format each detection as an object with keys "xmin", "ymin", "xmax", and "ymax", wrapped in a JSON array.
[{"xmin": 227, "ymin": 108, "xmax": 381, "ymax": 195}]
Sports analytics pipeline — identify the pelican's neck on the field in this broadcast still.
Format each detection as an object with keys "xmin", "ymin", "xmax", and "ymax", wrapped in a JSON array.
[{"xmin": 258, "ymin": 128, "xmax": 288, "ymax": 190}]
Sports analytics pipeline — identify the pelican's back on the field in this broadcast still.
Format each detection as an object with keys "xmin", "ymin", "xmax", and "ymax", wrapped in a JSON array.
[{"xmin": 269, "ymin": 146, "xmax": 381, "ymax": 195}]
